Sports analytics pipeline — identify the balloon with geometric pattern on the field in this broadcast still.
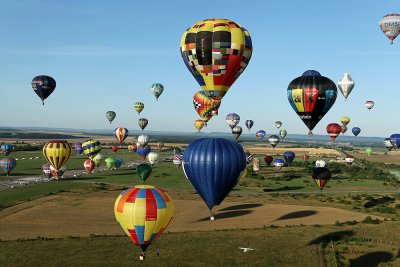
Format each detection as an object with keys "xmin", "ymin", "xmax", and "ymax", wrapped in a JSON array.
[
  {"xmin": 114, "ymin": 185, "xmax": 174, "ymax": 260},
  {"xmin": 42, "ymin": 140, "xmax": 72, "ymax": 171},
  {"xmin": 151, "ymin": 83, "xmax": 164, "ymax": 101}
]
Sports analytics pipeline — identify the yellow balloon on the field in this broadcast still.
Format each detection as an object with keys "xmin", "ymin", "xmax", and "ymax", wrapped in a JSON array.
[
  {"xmin": 134, "ymin": 102, "xmax": 144, "ymax": 114},
  {"xmin": 42, "ymin": 140, "xmax": 71, "ymax": 170},
  {"xmin": 194, "ymin": 120, "xmax": 205, "ymax": 132},
  {"xmin": 340, "ymin": 116, "xmax": 350, "ymax": 126}
]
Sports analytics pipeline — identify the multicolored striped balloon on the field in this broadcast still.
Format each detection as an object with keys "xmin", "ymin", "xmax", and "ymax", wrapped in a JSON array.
[
  {"xmin": 0, "ymin": 158, "xmax": 16, "ymax": 176},
  {"xmin": 114, "ymin": 185, "xmax": 174, "ymax": 257},
  {"xmin": 114, "ymin": 127, "xmax": 128, "ymax": 144},
  {"xmin": 42, "ymin": 140, "xmax": 71, "ymax": 171}
]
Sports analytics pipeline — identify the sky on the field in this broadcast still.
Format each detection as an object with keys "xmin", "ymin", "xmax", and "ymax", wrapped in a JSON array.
[{"xmin": 0, "ymin": 0, "xmax": 399, "ymax": 137}]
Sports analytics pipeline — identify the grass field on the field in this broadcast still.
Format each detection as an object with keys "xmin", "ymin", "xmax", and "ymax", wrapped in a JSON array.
[{"xmin": 1, "ymin": 146, "xmax": 400, "ymax": 266}]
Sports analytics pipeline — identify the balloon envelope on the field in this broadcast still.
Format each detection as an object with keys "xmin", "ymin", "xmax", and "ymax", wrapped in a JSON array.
[
  {"xmin": 264, "ymin": 155, "xmax": 273, "ymax": 166},
  {"xmin": 84, "ymin": 160, "xmax": 95, "ymax": 174},
  {"xmin": 134, "ymin": 102, "xmax": 144, "ymax": 114},
  {"xmin": 82, "ymin": 139, "xmax": 101, "ymax": 160},
  {"xmin": 338, "ymin": 73, "xmax": 355, "ymax": 100},
  {"xmin": 114, "ymin": 185, "xmax": 174, "ymax": 253},
  {"xmin": 245, "ymin": 120, "xmax": 254, "ymax": 131},
  {"xmin": 390, "ymin": 134, "xmax": 400, "ymax": 149},
  {"xmin": 138, "ymin": 118, "xmax": 148, "ymax": 131},
  {"xmin": 151, "ymin": 83, "xmax": 164, "ymax": 100},
  {"xmin": 137, "ymin": 163, "xmax": 152, "ymax": 182},
  {"xmin": 180, "ymin": 18, "xmax": 252, "ymax": 99},
  {"xmin": 114, "ymin": 157, "xmax": 123, "ymax": 169},
  {"xmin": 287, "ymin": 71, "xmax": 337, "ymax": 135},
  {"xmin": 352, "ymin": 127, "xmax": 361, "ymax": 137},
  {"xmin": 106, "ymin": 111, "xmax": 116, "ymax": 124},
  {"xmin": 283, "ymin": 151, "xmax": 295, "ymax": 165},
  {"xmin": 182, "ymin": 138, "xmax": 246, "ymax": 210},
  {"xmin": 226, "ymin": 113, "xmax": 240, "ymax": 129},
  {"xmin": 137, "ymin": 145, "xmax": 151, "ymax": 160},
  {"xmin": 255, "ymin": 130, "xmax": 266, "ymax": 139},
  {"xmin": 326, "ymin": 123, "xmax": 341, "ymax": 141},
  {"xmin": 273, "ymin": 158, "xmax": 284, "ymax": 170},
  {"xmin": 31, "ymin": 75, "xmax": 56, "ymax": 104},
  {"xmin": 0, "ymin": 158, "xmax": 16, "ymax": 175},
  {"xmin": 114, "ymin": 128, "xmax": 128, "ymax": 144},
  {"xmin": 380, "ymin": 14, "xmax": 400, "ymax": 44},
  {"xmin": 43, "ymin": 140, "xmax": 72, "ymax": 170},
  {"xmin": 312, "ymin": 167, "xmax": 331, "ymax": 190},
  {"xmin": 105, "ymin": 157, "xmax": 116, "ymax": 170}
]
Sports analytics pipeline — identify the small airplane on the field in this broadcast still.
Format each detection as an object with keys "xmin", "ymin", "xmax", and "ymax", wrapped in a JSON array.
[{"xmin": 238, "ymin": 247, "xmax": 256, "ymax": 252}]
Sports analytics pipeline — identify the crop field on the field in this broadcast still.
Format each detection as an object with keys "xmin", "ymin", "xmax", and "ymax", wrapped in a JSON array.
[{"xmin": 1, "ymin": 145, "xmax": 400, "ymax": 266}]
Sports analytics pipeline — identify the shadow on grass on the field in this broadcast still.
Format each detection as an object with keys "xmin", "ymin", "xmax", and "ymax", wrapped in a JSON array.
[
  {"xmin": 307, "ymin": 230, "xmax": 355, "ymax": 248},
  {"xmin": 263, "ymin": 186, "xmax": 304, "ymax": 192},
  {"xmin": 349, "ymin": 251, "xmax": 393, "ymax": 267},
  {"xmin": 363, "ymin": 196, "xmax": 394, "ymax": 208},
  {"xmin": 196, "ymin": 210, "xmax": 253, "ymax": 222},
  {"xmin": 276, "ymin": 210, "xmax": 317, "ymax": 221},
  {"xmin": 219, "ymin": 203, "xmax": 262, "ymax": 211}
]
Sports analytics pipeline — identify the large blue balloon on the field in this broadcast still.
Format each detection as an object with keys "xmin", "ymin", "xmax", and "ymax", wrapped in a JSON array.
[
  {"xmin": 283, "ymin": 151, "xmax": 296, "ymax": 166},
  {"xmin": 182, "ymin": 138, "xmax": 246, "ymax": 210},
  {"xmin": 390, "ymin": 134, "xmax": 400, "ymax": 149},
  {"xmin": 352, "ymin": 127, "xmax": 361, "ymax": 137}
]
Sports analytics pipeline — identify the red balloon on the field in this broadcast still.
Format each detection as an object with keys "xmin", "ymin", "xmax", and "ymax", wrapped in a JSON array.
[
  {"xmin": 84, "ymin": 159, "xmax": 95, "ymax": 174},
  {"xmin": 264, "ymin": 155, "xmax": 273, "ymax": 166},
  {"xmin": 326, "ymin": 123, "xmax": 341, "ymax": 141},
  {"xmin": 302, "ymin": 154, "xmax": 310, "ymax": 162},
  {"xmin": 112, "ymin": 146, "xmax": 119, "ymax": 153}
]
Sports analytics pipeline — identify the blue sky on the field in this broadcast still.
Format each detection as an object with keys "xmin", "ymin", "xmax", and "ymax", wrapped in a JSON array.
[{"xmin": 0, "ymin": 0, "xmax": 399, "ymax": 137}]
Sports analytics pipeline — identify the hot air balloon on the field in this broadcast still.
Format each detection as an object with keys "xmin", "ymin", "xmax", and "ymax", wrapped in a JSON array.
[
  {"xmin": 345, "ymin": 155, "xmax": 355, "ymax": 166},
  {"xmin": 287, "ymin": 70, "xmax": 337, "ymax": 136},
  {"xmin": 138, "ymin": 135, "xmax": 149, "ymax": 147},
  {"xmin": 352, "ymin": 127, "xmax": 361, "ymax": 137},
  {"xmin": 380, "ymin": 14, "xmax": 400, "ymax": 44},
  {"xmin": 390, "ymin": 134, "xmax": 400, "ymax": 150},
  {"xmin": 173, "ymin": 147, "xmax": 182, "ymax": 155},
  {"xmin": 137, "ymin": 145, "xmax": 151, "ymax": 160},
  {"xmin": 111, "ymin": 146, "xmax": 119, "ymax": 153},
  {"xmin": 0, "ymin": 158, "xmax": 16, "ymax": 176},
  {"xmin": 182, "ymin": 138, "xmax": 246, "ymax": 218},
  {"xmin": 114, "ymin": 185, "xmax": 174, "ymax": 260},
  {"xmin": 42, "ymin": 140, "xmax": 71, "ymax": 176},
  {"xmin": 256, "ymin": 130, "xmax": 266, "ymax": 139},
  {"xmin": 273, "ymin": 158, "xmax": 285, "ymax": 171},
  {"xmin": 137, "ymin": 163, "xmax": 152, "ymax": 182},
  {"xmin": 31, "ymin": 75, "xmax": 56, "ymax": 105},
  {"xmin": 341, "ymin": 125, "xmax": 348, "ymax": 135},
  {"xmin": 180, "ymin": 18, "xmax": 253, "ymax": 99},
  {"xmin": 138, "ymin": 118, "xmax": 148, "ymax": 131},
  {"xmin": 84, "ymin": 160, "xmax": 95, "ymax": 174},
  {"xmin": 134, "ymin": 102, "xmax": 144, "ymax": 114},
  {"xmin": 50, "ymin": 165, "xmax": 66, "ymax": 179},
  {"xmin": 326, "ymin": 123, "xmax": 341, "ymax": 141},
  {"xmin": 264, "ymin": 155, "xmax": 273, "ymax": 166},
  {"xmin": 232, "ymin": 126, "xmax": 242, "ymax": 140},
  {"xmin": 384, "ymin": 138, "xmax": 394, "ymax": 151},
  {"xmin": 279, "ymin": 130, "xmax": 287, "ymax": 139},
  {"xmin": 340, "ymin": 116, "xmax": 350, "ymax": 126},
  {"xmin": 93, "ymin": 153, "xmax": 103, "ymax": 168},
  {"xmin": 365, "ymin": 100, "xmax": 374, "ymax": 111},
  {"xmin": 82, "ymin": 139, "xmax": 101, "ymax": 160},
  {"xmin": 42, "ymin": 163, "xmax": 52, "ymax": 178},
  {"xmin": 268, "ymin": 135, "xmax": 280, "ymax": 149},
  {"xmin": 315, "ymin": 160, "xmax": 327, "ymax": 168},
  {"xmin": 283, "ymin": 151, "xmax": 295, "ymax": 166},
  {"xmin": 302, "ymin": 154, "xmax": 310, "ymax": 163},
  {"xmin": 115, "ymin": 157, "xmax": 123, "ymax": 169},
  {"xmin": 312, "ymin": 167, "xmax": 331, "ymax": 191},
  {"xmin": 226, "ymin": 113, "xmax": 240, "ymax": 129},
  {"xmin": 365, "ymin": 147, "xmax": 373, "ymax": 156},
  {"xmin": 275, "ymin": 121, "xmax": 282, "ymax": 129},
  {"xmin": 106, "ymin": 111, "xmax": 116, "ymax": 124},
  {"xmin": 252, "ymin": 157, "xmax": 260, "ymax": 172},
  {"xmin": 193, "ymin": 91, "xmax": 217, "ymax": 124},
  {"xmin": 128, "ymin": 144, "xmax": 137, "ymax": 153},
  {"xmin": 105, "ymin": 157, "xmax": 116, "ymax": 170},
  {"xmin": 338, "ymin": 73, "xmax": 355, "ymax": 100},
  {"xmin": 1, "ymin": 144, "xmax": 14, "ymax": 156},
  {"xmin": 147, "ymin": 152, "xmax": 159, "ymax": 165},
  {"xmin": 114, "ymin": 128, "xmax": 128, "ymax": 144},
  {"xmin": 73, "ymin": 142, "xmax": 83, "ymax": 155},
  {"xmin": 151, "ymin": 83, "xmax": 164, "ymax": 101},
  {"xmin": 194, "ymin": 120, "xmax": 205, "ymax": 132},
  {"xmin": 157, "ymin": 142, "xmax": 164, "ymax": 151},
  {"xmin": 173, "ymin": 154, "xmax": 183, "ymax": 168},
  {"xmin": 245, "ymin": 120, "xmax": 254, "ymax": 131}
]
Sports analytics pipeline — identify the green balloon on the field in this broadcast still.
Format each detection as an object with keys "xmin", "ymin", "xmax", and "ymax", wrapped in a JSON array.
[
  {"xmin": 137, "ymin": 163, "xmax": 152, "ymax": 182},
  {"xmin": 105, "ymin": 111, "xmax": 116, "ymax": 124},
  {"xmin": 105, "ymin": 157, "xmax": 116, "ymax": 170},
  {"xmin": 365, "ymin": 147, "xmax": 373, "ymax": 156}
]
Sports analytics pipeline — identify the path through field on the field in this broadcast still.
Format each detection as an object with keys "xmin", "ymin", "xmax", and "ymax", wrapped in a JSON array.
[{"xmin": 0, "ymin": 191, "xmax": 382, "ymax": 241}]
